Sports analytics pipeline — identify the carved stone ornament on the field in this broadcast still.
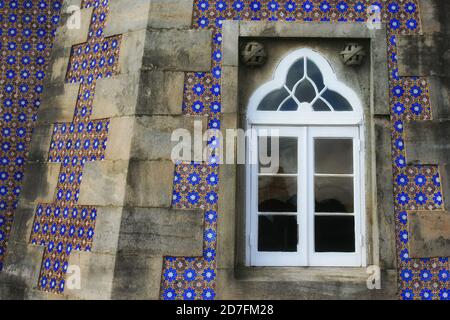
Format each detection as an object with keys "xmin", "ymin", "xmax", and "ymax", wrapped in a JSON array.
[
  {"xmin": 241, "ymin": 41, "xmax": 267, "ymax": 67},
  {"xmin": 340, "ymin": 43, "xmax": 366, "ymax": 66}
]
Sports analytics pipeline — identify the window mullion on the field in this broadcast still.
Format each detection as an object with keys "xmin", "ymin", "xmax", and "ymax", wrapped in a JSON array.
[
  {"xmin": 307, "ymin": 127, "xmax": 315, "ymax": 266},
  {"xmin": 299, "ymin": 127, "xmax": 309, "ymax": 266}
]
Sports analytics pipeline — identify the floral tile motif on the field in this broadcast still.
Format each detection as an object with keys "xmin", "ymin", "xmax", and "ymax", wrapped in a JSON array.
[
  {"xmin": 6, "ymin": 0, "xmax": 120, "ymax": 294},
  {"xmin": 0, "ymin": 0, "xmax": 448, "ymax": 300},
  {"xmin": 388, "ymin": 33, "xmax": 448, "ymax": 300},
  {"xmin": 29, "ymin": 0, "xmax": 122, "ymax": 294},
  {"xmin": 162, "ymin": 162, "xmax": 218, "ymax": 300},
  {"xmin": 0, "ymin": 0, "xmax": 63, "ymax": 272},
  {"xmin": 161, "ymin": 0, "xmax": 449, "ymax": 300},
  {"xmin": 172, "ymin": 162, "xmax": 219, "ymax": 210}
]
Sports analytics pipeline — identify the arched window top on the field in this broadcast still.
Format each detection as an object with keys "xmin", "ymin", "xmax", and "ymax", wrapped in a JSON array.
[{"xmin": 247, "ymin": 48, "xmax": 363, "ymax": 125}]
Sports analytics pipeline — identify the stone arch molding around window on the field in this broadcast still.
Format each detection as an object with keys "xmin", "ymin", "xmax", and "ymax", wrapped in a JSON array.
[{"xmin": 247, "ymin": 48, "xmax": 363, "ymax": 125}]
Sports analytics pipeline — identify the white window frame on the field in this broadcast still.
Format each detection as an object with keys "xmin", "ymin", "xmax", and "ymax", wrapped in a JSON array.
[
  {"xmin": 245, "ymin": 48, "xmax": 366, "ymax": 267},
  {"xmin": 307, "ymin": 126, "xmax": 365, "ymax": 267},
  {"xmin": 246, "ymin": 48, "xmax": 363, "ymax": 126}
]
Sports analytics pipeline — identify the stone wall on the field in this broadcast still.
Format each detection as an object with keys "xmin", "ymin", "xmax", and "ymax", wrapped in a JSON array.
[
  {"xmin": 1, "ymin": 0, "xmax": 449, "ymax": 301},
  {"xmin": 397, "ymin": 0, "xmax": 450, "ymax": 263},
  {"xmin": 216, "ymin": 20, "xmax": 396, "ymax": 300},
  {"xmin": 389, "ymin": 0, "xmax": 450, "ymax": 300},
  {"xmin": 0, "ymin": 0, "xmax": 210, "ymax": 300}
]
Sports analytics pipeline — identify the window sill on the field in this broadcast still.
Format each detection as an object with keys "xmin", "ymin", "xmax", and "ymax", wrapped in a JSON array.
[
  {"xmin": 235, "ymin": 266, "xmax": 372, "ymax": 284},
  {"xmin": 220, "ymin": 267, "xmax": 397, "ymax": 299}
]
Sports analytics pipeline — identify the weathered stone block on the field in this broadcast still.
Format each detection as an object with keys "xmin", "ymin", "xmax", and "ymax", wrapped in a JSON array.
[
  {"xmin": 148, "ymin": 0, "xmax": 194, "ymax": 29},
  {"xmin": 28, "ymin": 125, "xmax": 54, "ymax": 162},
  {"xmin": 374, "ymin": 119, "xmax": 396, "ymax": 269},
  {"xmin": 222, "ymin": 20, "xmax": 239, "ymax": 67},
  {"xmin": 117, "ymin": 207, "xmax": 203, "ymax": 257},
  {"xmin": 130, "ymin": 115, "xmax": 207, "ymax": 161},
  {"xmin": 111, "ymin": 255, "xmax": 162, "ymax": 300},
  {"xmin": 78, "ymin": 160, "xmax": 129, "ymax": 207},
  {"xmin": 27, "ymin": 288, "xmax": 67, "ymax": 300},
  {"xmin": 220, "ymin": 113, "xmax": 241, "ymax": 165},
  {"xmin": 105, "ymin": 115, "xmax": 208, "ymax": 162},
  {"xmin": 397, "ymin": 34, "xmax": 449, "ymax": 77},
  {"xmin": 79, "ymin": 160, "xmax": 177, "ymax": 208},
  {"xmin": 217, "ymin": 164, "xmax": 237, "ymax": 269},
  {"xmin": 20, "ymin": 163, "xmax": 60, "ymax": 205},
  {"xmin": 48, "ymin": 46, "xmax": 72, "ymax": 84},
  {"xmin": 0, "ymin": 284, "xmax": 63, "ymax": 300},
  {"xmin": 418, "ymin": 0, "xmax": 444, "ymax": 33},
  {"xmin": 118, "ymin": 29, "xmax": 147, "ymax": 75},
  {"xmin": 54, "ymin": 7, "xmax": 93, "ymax": 50},
  {"xmin": 92, "ymin": 207, "xmax": 123, "ymax": 255},
  {"xmin": 405, "ymin": 120, "xmax": 450, "ymax": 165},
  {"xmin": 62, "ymin": 0, "xmax": 82, "ymax": 11},
  {"xmin": 7, "ymin": 206, "xmax": 35, "ymax": 245},
  {"xmin": 409, "ymin": 211, "xmax": 450, "ymax": 258},
  {"xmin": 66, "ymin": 251, "xmax": 116, "ymax": 300},
  {"xmin": 239, "ymin": 21, "xmax": 377, "ymax": 38},
  {"xmin": 427, "ymin": 76, "xmax": 450, "ymax": 120},
  {"xmin": 0, "ymin": 280, "xmax": 27, "ymax": 300},
  {"xmin": 104, "ymin": 117, "xmax": 134, "ymax": 161},
  {"xmin": 221, "ymin": 66, "xmax": 238, "ymax": 114},
  {"xmin": 372, "ymin": 30, "xmax": 390, "ymax": 116},
  {"xmin": 125, "ymin": 160, "xmax": 174, "ymax": 208},
  {"xmin": 144, "ymin": 29, "xmax": 212, "ymax": 72},
  {"xmin": 103, "ymin": 0, "xmax": 151, "ymax": 37},
  {"xmin": 441, "ymin": 165, "xmax": 450, "ymax": 210},
  {"xmin": 2, "ymin": 243, "xmax": 44, "ymax": 288},
  {"xmin": 91, "ymin": 73, "xmax": 140, "ymax": 119},
  {"xmin": 38, "ymin": 83, "xmax": 80, "ymax": 124},
  {"xmin": 136, "ymin": 70, "xmax": 185, "ymax": 115}
]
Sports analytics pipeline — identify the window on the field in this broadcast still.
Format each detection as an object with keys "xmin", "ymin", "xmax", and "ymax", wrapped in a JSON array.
[{"xmin": 246, "ymin": 48, "xmax": 365, "ymax": 267}]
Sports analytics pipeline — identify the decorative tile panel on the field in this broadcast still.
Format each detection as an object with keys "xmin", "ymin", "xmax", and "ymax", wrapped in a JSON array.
[
  {"xmin": 0, "ymin": 0, "xmax": 448, "ymax": 300},
  {"xmin": 29, "ymin": 0, "xmax": 121, "ymax": 294},
  {"xmin": 0, "ymin": 0, "xmax": 63, "ymax": 272},
  {"xmin": 160, "ymin": 0, "xmax": 449, "ymax": 301}
]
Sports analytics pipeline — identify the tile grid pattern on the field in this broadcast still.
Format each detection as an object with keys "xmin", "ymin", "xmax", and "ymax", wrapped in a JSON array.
[
  {"xmin": 388, "ymin": 39, "xmax": 449, "ymax": 299},
  {"xmin": 0, "ymin": 0, "xmax": 448, "ymax": 300},
  {"xmin": 29, "ymin": 0, "xmax": 121, "ymax": 294},
  {"xmin": 160, "ymin": 0, "xmax": 449, "ymax": 300},
  {"xmin": 0, "ymin": 0, "xmax": 63, "ymax": 272}
]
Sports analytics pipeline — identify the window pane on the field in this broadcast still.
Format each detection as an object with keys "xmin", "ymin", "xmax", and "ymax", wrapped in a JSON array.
[
  {"xmin": 279, "ymin": 97, "xmax": 298, "ymax": 111},
  {"xmin": 259, "ymin": 137, "xmax": 298, "ymax": 174},
  {"xmin": 259, "ymin": 176, "xmax": 297, "ymax": 212},
  {"xmin": 315, "ymin": 176, "xmax": 354, "ymax": 213},
  {"xmin": 258, "ymin": 215, "xmax": 298, "ymax": 252},
  {"xmin": 294, "ymin": 79, "xmax": 316, "ymax": 103},
  {"xmin": 322, "ymin": 89, "xmax": 353, "ymax": 111},
  {"xmin": 312, "ymin": 99, "xmax": 331, "ymax": 111},
  {"xmin": 257, "ymin": 87, "xmax": 290, "ymax": 111},
  {"xmin": 315, "ymin": 139, "xmax": 353, "ymax": 174},
  {"xmin": 315, "ymin": 216, "xmax": 355, "ymax": 252},
  {"xmin": 307, "ymin": 58, "xmax": 325, "ymax": 91},
  {"xmin": 286, "ymin": 58, "xmax": 304, "ymax": 90}
]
